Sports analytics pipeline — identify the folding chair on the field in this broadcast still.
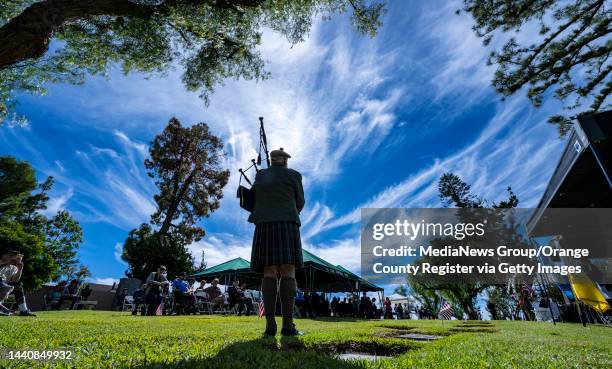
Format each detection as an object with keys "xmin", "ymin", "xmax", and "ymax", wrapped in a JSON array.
[
  {"xmin": 195, "ymin": 291, "xmax": 213, "ymax": 314},
  {"xmin": 211, "ymin": 294, "xmax": 228, "ymax": 314},
  {"xmin": 123, "ymin": 296, "xmax": 135, "ymax": 312}
]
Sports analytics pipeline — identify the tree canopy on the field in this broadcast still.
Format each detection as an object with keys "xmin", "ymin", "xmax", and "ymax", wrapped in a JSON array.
[
  {"xmin": 463, "ymin": 0, "xmax": 611, "ymax": 136},
  {"xmin": 408, "ymin": 172, "xmax": 521, "ymax": 319},
  {"xmin": 0, "ymin": 0, "xmax": 386, "ymax": 124},
  {"xmin": 147, "ymin": 117, "xmax": 230, "ymax": 244},
  {"xmin": 121, "ymin": 223, "xmax": 195, "ymax": 281},
  {"xmin": 122, "ymin": 118, "xmax": 229, "ymax": 280},
  {"xmin": 0, "ymin": 156, "xmax": 84, "ymax": 289}
]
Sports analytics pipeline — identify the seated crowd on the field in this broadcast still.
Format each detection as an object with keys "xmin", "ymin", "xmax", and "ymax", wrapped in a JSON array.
[
  {"xmin": 43, "ymin": 279, "xmax": 96, "ymax": 311},
  {"xmin": 122, "ymin": 265, "xmax": 417, "ymax": 319},
  {"xmin": 125, "ymin": 265, "xmax": 257, "ymax": 316},
  {"xmin": 2, "ymin": 256, "xmax": 412, "ymax": 319}
]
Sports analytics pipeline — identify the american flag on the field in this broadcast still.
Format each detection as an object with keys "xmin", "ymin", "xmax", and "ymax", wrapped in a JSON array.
[
  {"xmin": 257, "ymin": 300, "xmax": 265, "ymax": 318},
  {"xmin": 438, "ymin": 300, "xmax": 454, "ymax": 320}
]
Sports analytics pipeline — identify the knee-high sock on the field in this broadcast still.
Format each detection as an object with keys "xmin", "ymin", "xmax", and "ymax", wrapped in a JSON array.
[
  {"xmin": 279, "ymin": 277, "xmax": 297, "ymax": 329},
  {"xmin": 261, "ymin": 277, "xmax": 278, "ymax": 324}
]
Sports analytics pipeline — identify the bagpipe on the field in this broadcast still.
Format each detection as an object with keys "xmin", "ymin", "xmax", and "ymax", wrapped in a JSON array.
[{"xmin": 236, "ymin": 117, "xmax": 270, "ymax": 212}]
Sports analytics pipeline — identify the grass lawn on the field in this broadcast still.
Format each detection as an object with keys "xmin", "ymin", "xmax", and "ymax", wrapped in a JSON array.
[{"xmin": 1, "ymin": 311, "xmax": 611, "ymax": 368}]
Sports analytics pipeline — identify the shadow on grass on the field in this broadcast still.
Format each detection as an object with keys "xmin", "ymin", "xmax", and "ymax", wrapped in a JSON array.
[{"xmin": 128, "ymin": 336, "xmax": 371, "ymax": 369}]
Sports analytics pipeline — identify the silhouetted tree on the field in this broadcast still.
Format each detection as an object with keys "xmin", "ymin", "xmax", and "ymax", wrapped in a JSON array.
[
  {"xmin": 121, "ymin": 118, "xmax": 229, "ymax": 280},
  {"xmin": 146, "ymin": 117, "xmax": 230, "ymax": 244}
]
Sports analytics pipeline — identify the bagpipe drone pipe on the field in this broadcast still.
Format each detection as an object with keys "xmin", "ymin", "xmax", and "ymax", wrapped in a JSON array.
[{"xmin": 237, "ymin": 117, "xmax": 270, "ymax": 212}]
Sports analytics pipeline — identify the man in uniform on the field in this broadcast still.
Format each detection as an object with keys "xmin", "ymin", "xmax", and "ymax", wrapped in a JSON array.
[{"xmin": 249, "ymin": 148, "xmax": 305, "ymax": 336}]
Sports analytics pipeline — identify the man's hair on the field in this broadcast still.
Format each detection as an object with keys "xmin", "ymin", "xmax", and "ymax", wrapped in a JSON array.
[
  {"xmin": 212, "ymin": 278, "xmax": 219, "ymax": 283},
  {"xmin": 2, "ymin": 250, "xmax": 20, "ymax": 256}
]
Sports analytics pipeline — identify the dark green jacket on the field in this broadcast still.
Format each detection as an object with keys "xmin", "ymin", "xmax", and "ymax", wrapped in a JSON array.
[{"xmin": 247, "ymin": 164, "xmax": 305, "ymax": 225}]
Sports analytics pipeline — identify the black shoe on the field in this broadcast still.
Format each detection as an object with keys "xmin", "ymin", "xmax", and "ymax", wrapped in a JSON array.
[
  {"xmin": 280, "ymin": 327, "xmax": 303, "ymax": 336},
  {"xmin": 19, "ymin": 310, "xmax": 36, "ymax": 317}
]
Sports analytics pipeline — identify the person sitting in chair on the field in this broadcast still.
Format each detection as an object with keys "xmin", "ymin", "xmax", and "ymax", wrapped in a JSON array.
[
  {"xmin": 116, "ymin": 288, "xmax": 128, "ymax": 311},
  {"xmin": 80, "ymin": 284, "xmax": 93, "ymax": 300},
  {"xmin": 0, "ymin": 250, "xmax": 36, "ymax": 316},
  {"xmin": 171, "ymin": 272, "xmax": 189, "ymax": 315},
  {"xmin": 145, "ymin": 265, "xmax": 169, "ymax": 316},
  {"xmin": 57, "ymin": 279, "xmax": 80, "ymax": 310},
  {"xmin": 45, "ymin": 285, "xmax": 62, "ymax": 311},
  {"xmin": 132, "ymin": 284, "xmax": 146, "ymax": 316},
  {"xmin": 204, "ymin": 278, "xmax": 225, "ymax": 311},
  {"xmin": 228, "ymin": 279, "xmax": 252, "ymax": 316},
  {"xmin": 185, "ymin": 278, "xmax": 197, "ymax": 314},
  {"xmin": 196, "ymin": 279, "xmax": 207, "ymax": 290}
]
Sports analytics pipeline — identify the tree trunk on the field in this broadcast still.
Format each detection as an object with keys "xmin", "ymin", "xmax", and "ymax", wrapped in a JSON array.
[
  {"xmin": 0, "ymin": 0, "xmax": 263, "ymax": 69},
  {"xmin": 0, "ymin": 0, "xmax": 157, "ymax": 69},
  {"xmin": 157, "ymin": 169, "xmax": 196, "ymax": 237}
]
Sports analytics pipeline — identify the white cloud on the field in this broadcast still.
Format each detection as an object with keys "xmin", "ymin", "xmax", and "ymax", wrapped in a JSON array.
[
  {"xmin": 54, "ymin": 160, "xmax": 65, "ymax": 172},
  {"xmin": 305, "ymin": 238, "xmax": 362, "ymax": 273},
  {"xmin": 91, "ymin": 146, "xmax": 120, "ymax": 159},
  {"xmin": 114, "ymin": 130, "xmax": 148, "ymax": 158},
  {"xmin": 188, "ymin": 233, "xmax": 253, "ymax": 268},
  {"xmin": 114, "ymin": 242, "xmax": 126, "ymax": 265},
  {"xmin": 89, "ymin": 277, "xmax": 119, "ymax": 286},
  {"xmin": 41, "ymin": 188, "xmax": 74, "ymax": 217},
  {"xmin": 308, "ymin": 95, "xmax": 564, "ymax": 235}
]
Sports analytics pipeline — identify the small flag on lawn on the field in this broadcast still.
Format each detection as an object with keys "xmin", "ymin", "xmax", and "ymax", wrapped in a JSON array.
[
  {"xmin": 522, "ymin": 283, "xmax": 534, "ymax": 297},
  {"xmin": 156, "ymin": 303, "xmax": 163, "ymax": 316},
  {"xmin": 258, "ymin": 301, "xmax": 265, "ymax": 318},
  {"xmin": 438, "ymin": 300, "xmax": 454, "ymax": 320}
]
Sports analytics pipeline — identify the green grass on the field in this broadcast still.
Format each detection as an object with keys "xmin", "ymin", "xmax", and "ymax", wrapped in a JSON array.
[{"xmin": 1, "ymin": 311, "xmax": 611, "ymax": 368}]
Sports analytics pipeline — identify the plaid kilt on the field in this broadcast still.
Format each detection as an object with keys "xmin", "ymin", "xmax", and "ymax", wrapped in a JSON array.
[{"xmin": 251, "ymin": 221, "xmax": 303, "ymax": 272}]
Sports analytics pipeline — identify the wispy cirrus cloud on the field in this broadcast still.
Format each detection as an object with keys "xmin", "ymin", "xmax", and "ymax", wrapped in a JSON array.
[
  {"xmin": 41, "ymin": 188, "xmax": 74, "ymax": 217},
  {"xmin": 0, "ymin": 0, "xmax": 569, "ymax": 283},
  {"xmin": 303, "ymin": 95, "xmax": 564, "ymax": 239}
]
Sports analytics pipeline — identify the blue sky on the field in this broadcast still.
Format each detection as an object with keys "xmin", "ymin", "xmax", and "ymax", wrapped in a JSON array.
[{"xmin": 0, "ymin": 1, "xmax": 566, "ymax": 292}]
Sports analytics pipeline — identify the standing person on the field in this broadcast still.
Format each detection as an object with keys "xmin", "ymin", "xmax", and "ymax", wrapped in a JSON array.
[
  {"xmin": 145, "ymin": 265, "xmax": 168, "ymax": 316},
  {"xmin": 249, "ymin": 148, "xmax": 305, "ymax": 336},
  {"xmin": 0, "ymin": 250, "xmax": 36, "ymax": 316},
  {"xmin": 384, "ymin": 297, "xmax": 392, "ymax": 319}
]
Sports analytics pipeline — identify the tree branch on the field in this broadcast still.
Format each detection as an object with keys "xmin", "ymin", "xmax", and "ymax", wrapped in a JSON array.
[{"xmin": 0, "ymin": 0, "xmax": 264, "ymax": 70}]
